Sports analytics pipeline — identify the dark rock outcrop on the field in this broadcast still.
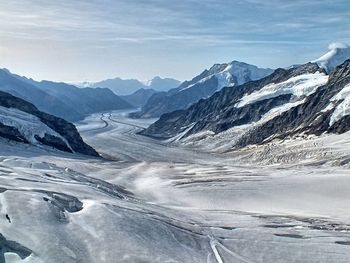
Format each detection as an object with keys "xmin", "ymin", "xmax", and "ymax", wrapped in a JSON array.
[
  {"xmin": 0, "ymin": 123, "xmax": 28, "ymax": 143},
  {"xmin": 34, "ymin": 134, "xmax": 72, "ymax": 153},
  {"xmin": 0, "ymin": 233, "xmax": 32, "ymax": 261},
  {"xmin": 143, "ymin": 60, "xmax": 350, "ymax": 151}
]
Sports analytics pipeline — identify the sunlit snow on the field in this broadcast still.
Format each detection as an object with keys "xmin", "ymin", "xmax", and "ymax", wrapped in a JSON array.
[
  {"xmin": 1, "ymin": 111, "xmax": 350, "ymax": 262},
  {"xmin": 235, "ymin": 72, "xmax": 328, "ymax": 108},
  {"xmin": 329, "ymin": 83, "xmax": 350, "ymax": 126}
]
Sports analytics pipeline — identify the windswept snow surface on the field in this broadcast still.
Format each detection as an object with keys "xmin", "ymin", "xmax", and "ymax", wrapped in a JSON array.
[
  {"xmin": 1, "ymin": 110, "xmax": 350, "ymax": 262},
  {"xmin": 236, "ymin": 72, "xmax": 328, "ymax": 108}
]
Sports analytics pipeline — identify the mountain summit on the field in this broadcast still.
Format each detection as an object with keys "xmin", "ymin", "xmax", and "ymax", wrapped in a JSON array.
[
  {"xmin": 313, "ymin": 42, "xmax": 350, "ymax": 73},
  {"xmin": 132, "ymin": 61, "xmax": 273, "ymax": 118},
  {"xmin": 180, "ymin": 61, "xmax": 273, "ymax": 92}
]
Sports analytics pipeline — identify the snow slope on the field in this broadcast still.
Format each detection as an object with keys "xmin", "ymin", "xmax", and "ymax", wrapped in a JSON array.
[
  {"xmin": 236, "ymin": 72, "xmax": 328, "ymax": 107},
  {"xmin": 180, "ymin": 61, "xmax": 273, "ymax": 92},
  {"xmin": 313, "ymin": 42, "xmax": 350, "ymax": 73},
  {"xmin": 329, "ymin": 83, "xmax": 350, "ymax": 126}
]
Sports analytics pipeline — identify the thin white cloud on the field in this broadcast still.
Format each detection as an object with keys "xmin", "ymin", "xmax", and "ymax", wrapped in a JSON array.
[{"xmin": 0, "ymin": 0, "xmax": 349, "ymax": 81}]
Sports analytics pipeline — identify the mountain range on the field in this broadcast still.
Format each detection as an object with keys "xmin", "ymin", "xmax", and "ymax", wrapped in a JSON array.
[
  {"xmin": 89, "ymin": 76, "xmax": 181, "ymax": 95},
  {"xmin": 132, "ymin": 61, "xmax": 273, "ymax": 118},
  {"xmin": 142, "ymin": 43, "xmax": 350, "ymax": 151},
  {"xmin": 1, "ymin": 42, "xmax": 350, "ymax": 156},
  {"xmin": 0, "ymin": 69, "xmax": 133, "ymax": 121}
]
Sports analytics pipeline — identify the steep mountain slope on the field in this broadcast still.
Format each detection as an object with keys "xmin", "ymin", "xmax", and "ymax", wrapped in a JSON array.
[
  {"xmin": 0, "ymin": 69, "xmax": 77, "ymax": 120},
  {"xmin": 0, "ymin": 91, "xmax": 98, "ymax": 156},
  {"xmin": 142, "ymin": 63, "xmax": 325, "ymax": 139},
  {"xmin": 142, "ymin": 56, "xmax": 350, "ymax": 153},
  {"xmin": 0, "ymin": 69, "xmax": 132, "ymax": 121},
  {"xmin": 91, "ymin": 76, "xmax": 180, "ymax": 95},
  {"xmin": 133, "ymin": 61, "xmax": 273, "ymax": 118},
  {"xmin": 236, "ymin": 59, "xmax": 350, "ymax": 148},
  {"xmin": 33, "ymin": 80, "xmax": 132, "ymax": 120},
  {"xmin": 120, "ymin": 88, "xmax": 158, "ymax": 107}
]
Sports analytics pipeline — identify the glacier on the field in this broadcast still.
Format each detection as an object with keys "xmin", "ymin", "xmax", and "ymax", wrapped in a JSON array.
[{"xmin": 1, "ymin": 110, "xmax": 350, "ymax": 262}]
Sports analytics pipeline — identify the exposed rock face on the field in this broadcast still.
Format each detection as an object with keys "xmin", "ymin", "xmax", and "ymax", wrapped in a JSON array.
[
  {"xmin": 236, "ymin": 60, "xmax": 350, "ymax": 147},
  {"xmin": 37, "ymin": 111, "xmax": 99, "ymax": 156},
  {"xmin": 142, "ymin": 63, "xmax": 324, "ymax": 139},
  {"xmin": 143, "ymin": 60, "xmax": 350, "ymax": 150},
  {"xmin": 133, "ymin": 61, "xmax": 273, "ymax": 118},
  {"xmin": 0, "ymin": 91, "xmax": 99, "ymax": 156},
  {"xmin": 34, "ymin": 134, "xmax": 72, "ymax": 153}
]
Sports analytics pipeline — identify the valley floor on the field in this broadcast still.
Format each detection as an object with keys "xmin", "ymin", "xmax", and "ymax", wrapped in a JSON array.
[{"xmin": 1, "ymin": 110, "xmax": 350, "ymax": 262}]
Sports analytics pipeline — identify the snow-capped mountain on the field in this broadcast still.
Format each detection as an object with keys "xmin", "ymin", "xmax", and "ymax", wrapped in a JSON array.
[
  {"xmin": 133, "ymin": 61, "xmax": 273, "ymax": 118},
  {"xmin": 91, "ymin": 76, "xmax": 180, "ymax": 95},
  {"xmin": 142, "ymin": 46, "xmax": 350, "ymax": 152},
  {"xmin": 180, "ymin": 61, "xmax": 274, "ymax": 92},
  {"xmin": 141, "ymin": 62, "xmax": 326, "ymax": 139},
  {"xmin": 313, "ymin": 42, "xmax": 350, "ymax": 73},
  {"xmin": 0, "ymin": 91, "xmax": 98, "ymax": 156}
]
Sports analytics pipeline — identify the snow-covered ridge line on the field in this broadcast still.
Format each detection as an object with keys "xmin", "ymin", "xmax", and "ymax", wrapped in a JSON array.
[
  {"xmin": 235, "ymin": 72, "xmax": 328, "ymax": 108},
  {"xmin": 313, "ymin": 42, "xmax": 350, "ymax": 73},
  {"xmin": 180, "ymin": 61, "xmax": 272, "ymax": 92}
]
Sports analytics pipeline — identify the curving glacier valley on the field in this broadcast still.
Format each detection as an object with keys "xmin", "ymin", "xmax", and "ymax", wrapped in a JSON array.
[{"xmin": 1, "ymin": 110, "xmax": 350, "ymax": 263}]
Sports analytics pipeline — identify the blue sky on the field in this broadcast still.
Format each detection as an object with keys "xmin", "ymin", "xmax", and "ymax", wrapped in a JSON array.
[{"xmin": 0, "ymin": 0, "xmax": 349, "ymax": 82}]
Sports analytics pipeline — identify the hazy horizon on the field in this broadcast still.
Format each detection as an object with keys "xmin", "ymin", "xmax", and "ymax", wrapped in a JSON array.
[{"xmin": 0, "ymin": 0, "xmax": 349, "ymax": 82}]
